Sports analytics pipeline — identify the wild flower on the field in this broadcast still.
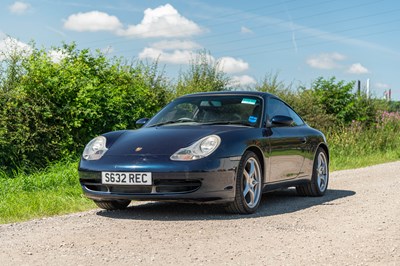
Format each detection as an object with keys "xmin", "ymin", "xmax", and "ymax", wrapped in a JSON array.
[{"xmin": 376, "ymin": 111, "xmax": 400, "ymax": 131}]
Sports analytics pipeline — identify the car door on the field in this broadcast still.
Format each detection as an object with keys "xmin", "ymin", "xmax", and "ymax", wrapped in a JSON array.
[{"xmin": 266, "ymin": 97, "xmax": 306, "ymax": 182}]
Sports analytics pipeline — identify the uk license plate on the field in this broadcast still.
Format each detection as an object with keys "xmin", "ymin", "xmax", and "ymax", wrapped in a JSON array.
[{"xmin": 101, "ymin": 172, "xmax": 152, "ymax": 185}]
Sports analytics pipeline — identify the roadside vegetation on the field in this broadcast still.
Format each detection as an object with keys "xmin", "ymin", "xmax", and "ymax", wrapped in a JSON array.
[
  {"xmin": 0, "ymin": 160, "xmax": 94, "ymax": 224},
  {"xmin": 1, "ymin": 43, "xmax": 399, "ymax": 224}
]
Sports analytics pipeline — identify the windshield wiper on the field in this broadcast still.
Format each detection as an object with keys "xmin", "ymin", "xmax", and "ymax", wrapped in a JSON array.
[
  {"xmin": 200, "ymin": 121, "xmax": 254, "ymax": 127},
  {"xmin": 149, "ymin": 119, "xmax": 254, "ymax": 128},
  {"xmin": 148, "ymin": 118, "xmax": 195, "ymax": 127}
]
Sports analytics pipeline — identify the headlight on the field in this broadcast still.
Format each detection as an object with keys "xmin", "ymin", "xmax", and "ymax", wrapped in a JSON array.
[
  {"xmin": 82, "ymin": 136, "xmax": 108, "ymax": 160},
  {"xmin": 170, "ymin": 135, "xmax": 221, "ymax": 161}
]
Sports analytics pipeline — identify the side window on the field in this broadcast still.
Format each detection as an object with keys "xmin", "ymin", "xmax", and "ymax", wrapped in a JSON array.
[
  {"xmin": 267, "ymin": 98, "xmax": 304, "ymax": 126},
  {"xmin": 267, "ymin": 98, "xmax": 289, "ymax": 118},
  {"xmin": 287, "ymin": 108, "xmax": 304, "ymax": 126}
]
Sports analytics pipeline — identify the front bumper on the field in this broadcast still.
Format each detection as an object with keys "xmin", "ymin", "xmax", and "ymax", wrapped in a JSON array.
[{"xmin": 78, "ymin": 156, "xmax": 239, "ymax": 203}]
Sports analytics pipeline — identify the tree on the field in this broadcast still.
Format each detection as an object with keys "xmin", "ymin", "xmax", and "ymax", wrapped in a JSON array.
[
  {"xmin": 175, "ymin": 50, "xmax": 230, "ymax": 96},
  {"xmin": 311, "ymin": 77, "xmax": 357, "ymax": 124}
]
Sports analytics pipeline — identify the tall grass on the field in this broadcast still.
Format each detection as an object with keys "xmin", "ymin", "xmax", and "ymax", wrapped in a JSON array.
[
  {"xmin": 0, "ymin": 159, "xmax": 94, "ymax": 224},
  {"xmin": 328, "ymin": 111, "xmax": 400, "ymax": 170}
]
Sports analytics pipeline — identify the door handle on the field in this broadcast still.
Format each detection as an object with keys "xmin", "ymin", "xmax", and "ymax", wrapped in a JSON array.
[{"xmin": 300, "ymin": 137, "xmax": 307, "ymax": 144}]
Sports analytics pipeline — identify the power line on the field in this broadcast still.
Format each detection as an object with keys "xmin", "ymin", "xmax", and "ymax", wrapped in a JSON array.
[
  {"xmin": 195, "ymin": 0, "xmax": 384, "ymax": 42},
  {"xmin": 77, "ymin": 0, "xmax": 341, "ymax": 47},
  {"xmin": 196, "ymin": 0, "xmax": 334, "ymax": 30},
  {"xmin": 210, "ymin": 18, "xmax": 400, "ymax": 56},
  {"xmin": 204, "ymin": 7, "xmax": 400, "ymax": 49},
  {"xmin": 233, "ymin": 28, "xmax": 400, "ymax": 58},
  {"xmin": 103, "ymin": 0, "xmax": 388, "ymax": 56},
  {"xmin": 78, "ymin": 0, "xmax": 299, "ymax": 46},
  {"xmin": 109, "ymin": 15, "xmax": 400, "ymax": 60}
]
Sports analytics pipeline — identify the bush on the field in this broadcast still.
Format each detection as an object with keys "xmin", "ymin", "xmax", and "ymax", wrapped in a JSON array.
[
  {"xmin": 175, "ymin": 50, "xmax": 230, "ymax": 97},
  {"xmin": 0, "ymin": 43, "xmax": 171, "ymax": 172},
  {"xmin": 255, "ymin": 75, "xmax": 379, "ymax": 130},
  {"xmin": 310, "ymin": 77, "xmax": 377, "ymax": 126}
]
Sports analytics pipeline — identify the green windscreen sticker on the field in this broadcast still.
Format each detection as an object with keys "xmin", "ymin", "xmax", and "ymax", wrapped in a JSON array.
[{"xmin": 241, "ymin": 98, "xmax": 257, "ymax": 105}]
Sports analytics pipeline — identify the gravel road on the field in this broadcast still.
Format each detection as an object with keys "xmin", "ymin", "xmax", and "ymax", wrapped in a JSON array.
[{"xmin": 1, "ymin": 161, "xmax": 399, "ymax": 266}]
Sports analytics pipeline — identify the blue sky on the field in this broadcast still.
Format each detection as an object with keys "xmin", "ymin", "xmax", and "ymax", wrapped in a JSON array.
[{"xmin": 1, "ymin": 0, "xmax": 399, "ymax": 99}]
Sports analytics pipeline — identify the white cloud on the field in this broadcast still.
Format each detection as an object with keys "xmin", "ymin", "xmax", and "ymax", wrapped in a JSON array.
[
  {"xmin": 139, "ymin": 47, "xmax": 193, "ymax": 64},
  {"xmin": 64, "ymin": 11, "xmax": 122, "ymax": 32},
  {"xmin": 9, "ymin": 1, "xmax": 30, "ymax": 15},
  {"xmin": 375, "ymin": 82, "xmax": 390, "ymax": 89},
  {"xmin": 218, "ymin": 57, "xmax": 249, "ymax": 74},
  {"xmin": 139, "ymin": 40, "xmax": 202, "ymax": 64},
  {"xmin": 48, "ymin": 49, "xmax": 68, "ymax": 64},
  {"xmin": 306, "ymin": 52, "xmax": 346, "ymax": 70},
  {"xmin": 347, "ymin": 63, "xmax": 369, "ymax": 74},
  {"xmin": 241, "ymin": 26, "xmax": 253, "ymax": 34},
  {"xmin": 139, "ymin": 46, "xmax": 250, "ymax": 74},
  {"xmin": 63, "ymin": 5, "xmax": 202, "ymax": 38},
  {"xmin": 231, "ymin": 75, "xmax": 257, "ymax": 86},
  {"xmin": 117, "ymin": 4, "xmax": 203, "ymax": 38},
  {"xmin": 0, "ymin": 36, "xmax": 32, "ymax": 60},
  {"xmin": 0, "ymin": 37, "xmax": 68, "ymax": 63},
  {"xmin": 150, "ymin": 40, "xmax": 201, "ymax": 51},
  {"xmin": 139, "ymin": 40, "xmax": 250, "ymax": 74}
]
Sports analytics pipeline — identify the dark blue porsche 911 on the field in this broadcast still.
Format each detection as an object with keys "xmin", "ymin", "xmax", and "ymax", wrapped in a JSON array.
[{"xmin": 79, "ymin": 91, "xmax": 329, "ymax": 214}]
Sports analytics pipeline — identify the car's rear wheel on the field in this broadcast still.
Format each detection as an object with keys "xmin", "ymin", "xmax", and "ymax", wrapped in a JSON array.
[
  {"xmin": 296, "ymin": 147, "xmax": 329, "ymax": 196},
  {"xmin": 94, "ymin": 200, "xmax": 131, "ymax": 210},
  {"xmin": 226, "ymin": 151, "xmax": 262, "ymax": 214}
]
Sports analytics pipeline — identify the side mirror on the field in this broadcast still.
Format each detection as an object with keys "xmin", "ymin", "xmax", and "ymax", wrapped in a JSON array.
[
  {"xmin": 270, "ymin": 115, "xmax": 294, "ymax": 127},
  {"xmin": 136, "ymin": 118, "xmax": 149, "ymax": 127}
]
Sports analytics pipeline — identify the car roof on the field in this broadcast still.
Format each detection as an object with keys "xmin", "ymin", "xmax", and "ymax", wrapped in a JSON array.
[{"xmin": 179, "ymin": 91, "xmax": 275, "ymax": 98}]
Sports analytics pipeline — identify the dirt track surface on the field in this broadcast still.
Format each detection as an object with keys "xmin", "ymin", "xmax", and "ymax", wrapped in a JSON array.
[{"xmin": 1, "ymin": 162, "xmax": 399, "ymax": 266}]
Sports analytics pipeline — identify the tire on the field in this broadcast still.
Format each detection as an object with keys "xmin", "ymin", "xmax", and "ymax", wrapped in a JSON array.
[
  {"xmin": 226, "ymin": 151, "xmax": 263, "ymax": 214},
  {"xmin": 296, "ymin": 147, "xmax": 329, "ymax": 197},
  {"xmin": 94, "ymin": 200, "xmax": 131, "ymax": 210}
]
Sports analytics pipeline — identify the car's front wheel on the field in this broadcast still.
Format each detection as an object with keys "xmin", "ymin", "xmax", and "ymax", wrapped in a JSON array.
[
  {"xmin": 94, "ymin": 200, "xmax": 131, "ymax": 210},
  {"xmin": 296, "ymin": 147, "xmax": 329, "ymax": 196},
  {"xmin": 226, "ymin": 151, "xmax": 262, "ymax": 214}
]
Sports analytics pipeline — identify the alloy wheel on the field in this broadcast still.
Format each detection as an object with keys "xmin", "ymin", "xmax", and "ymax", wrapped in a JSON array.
[
  {"xmin": 242, "ymin": 157, "xmax": 262, "ymax": 208},
  {"xmin": 316, "ymin": 152, "xmax": 328, "ymax": 192}
]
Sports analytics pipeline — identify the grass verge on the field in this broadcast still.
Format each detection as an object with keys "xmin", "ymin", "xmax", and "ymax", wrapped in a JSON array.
[
  {"xmin": 327, "ymin": 120, "xmax": 400, "ymax": 171},
  {"xmin": 0, "ymin": 160, "xmax": 94, "ymax": 224},
  {"xmin": 330, "ymin": 150, "xmax": 400, "ymax": 171}
]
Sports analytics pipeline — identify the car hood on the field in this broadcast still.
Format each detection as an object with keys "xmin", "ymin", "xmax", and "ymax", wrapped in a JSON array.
[{"xmin": 105, "ymin": 125, "xmax": 246, "ymax": 156}]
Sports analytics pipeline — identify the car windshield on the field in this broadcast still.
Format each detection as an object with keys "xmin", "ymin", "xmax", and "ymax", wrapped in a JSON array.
[{"xmin": 146, "ymin": 95, "xmax": 263, "ymax": 128}]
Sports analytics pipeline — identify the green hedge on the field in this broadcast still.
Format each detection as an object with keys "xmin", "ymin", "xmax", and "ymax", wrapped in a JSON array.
[
  {"xmin": 0, "ymin": 44, "xmax": 170, "ymax": 172},
  {"xmin": 0, "ymin": 44, "xmax": 398, "ymax": 173}
]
